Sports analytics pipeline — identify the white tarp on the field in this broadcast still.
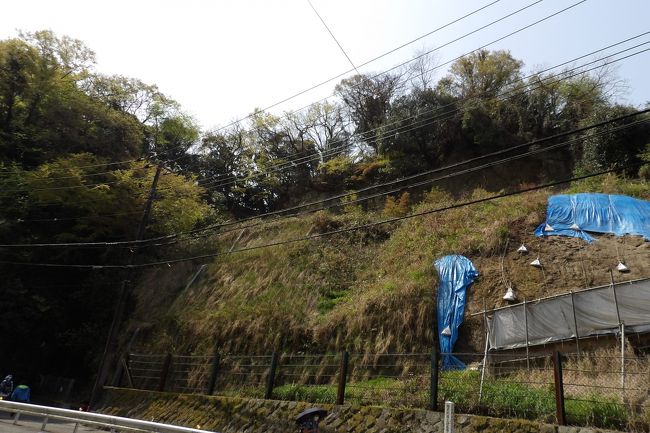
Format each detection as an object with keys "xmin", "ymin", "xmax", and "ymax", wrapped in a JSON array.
[{"xmin": 486, "ymin": 279, "xmax": 650, "ymax": 350}]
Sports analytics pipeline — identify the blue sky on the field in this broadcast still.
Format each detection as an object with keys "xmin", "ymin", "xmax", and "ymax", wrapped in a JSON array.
[{"xmin": 1, "ymin": 0, "xmax": 649, "ymax": 129}]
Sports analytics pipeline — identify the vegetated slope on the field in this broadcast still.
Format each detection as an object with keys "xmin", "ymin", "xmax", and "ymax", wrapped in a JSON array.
[{"xmin": 128, "ymin": 175, "xmax": 650, "ymax": 356}]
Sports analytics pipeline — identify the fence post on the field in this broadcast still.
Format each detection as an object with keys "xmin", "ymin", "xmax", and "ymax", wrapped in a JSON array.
[
  {"xmin": 443, "ymin": 401, "xmax": 455, "ymax": 433},
  {"xmin": 336, "ymin": 351, "xmax": 349, "ymax": 405},
  {"xmin": 523, "ymin": 300, "xmax": 530, "ymax": 370},
  {"xmin": 264, "ymin": 351, "xmax": 279, "ymax": 399},
  {"xmin": 570, "ymin": 291, "xmax": 581, "ymax": 358},
  {"xmin": 123, "ymin": 354, "xmax": 134, "ymax": 388},
  {"xmin": 430, "ymin": 346, "xmax": 439, "ymax": 411},
  {"xmin": 207, "ymin": 350, "xmax": 221, "ymax": 395},
  {"xmin": 552, "ymin": 351, "xmax": 566, "ymax": 426},
  {"xmin": 114, "ymin": 353, "xmax": 125, "ymax": 387},
  {"xmin": 158, "ymin": 353, "xmax": 172, "ymax": 392}
]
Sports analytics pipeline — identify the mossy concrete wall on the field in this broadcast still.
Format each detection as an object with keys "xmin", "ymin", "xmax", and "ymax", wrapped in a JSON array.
[{"xmin": 100, "ymin": 387, "xmax": 622, "ymax": 433}]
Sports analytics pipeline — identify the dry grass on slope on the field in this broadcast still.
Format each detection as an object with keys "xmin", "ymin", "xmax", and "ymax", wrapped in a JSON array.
[{"xmin": 129, "ymin": 175, "xmax": 650, "ymax": 356}]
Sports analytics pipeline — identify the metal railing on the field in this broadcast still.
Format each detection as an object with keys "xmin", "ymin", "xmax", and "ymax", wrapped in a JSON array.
[{"xmin": 0, "ymin": 400, "xmax": 219, "ymax": 433}]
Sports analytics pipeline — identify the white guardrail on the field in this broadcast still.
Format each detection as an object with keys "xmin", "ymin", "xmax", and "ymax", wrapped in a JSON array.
[{"xmin": 0, "ymin": 399, "xmax": 220, "ymax": 433}]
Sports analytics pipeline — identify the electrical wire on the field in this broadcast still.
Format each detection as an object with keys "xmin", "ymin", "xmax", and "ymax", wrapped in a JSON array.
[
  {"xmin": 307, "ymin": 0, "xmax": 360, "ymax": 75},
  {"xmin": 163, "ymin": 43, "xmax": 650, "ymax": 196},
  {"xmin": 118, "ymin": 117, "xmax": 650, "ymax": 251},
  {"xmin": 2, "ymin": 106, "xmax": 647, "ymax": 248},
  {"xmin": 0, "ymin": 165, "xmax": 630, "ymax": 269},
  {"xmin": 172, "ymin": 0, "xmax": 583, "ymax": 170},
  {"xmin": 148, "ymin": 117, "xmax": 650, "ymax": 247},
  {"xmin": 0, "ymin": 0, "xmax": 597, "ymax": 198},
  {"xmin": 167, "ymin": 0, "xmax": 565, "ymax": 174},
  {"xmin": 191, "ymin": 0, "xmax": 546, "ymax": 143},
  {"xmin": 0, "ymin": 0, "xmax": 504, "ymax": 177},
  {"xmin": 1, "ymin": 35, "xmax": 647, "ymax": 236},
  {"xmin": 187, "ymin": 24, "xmax": 648, "ymax": 192}
]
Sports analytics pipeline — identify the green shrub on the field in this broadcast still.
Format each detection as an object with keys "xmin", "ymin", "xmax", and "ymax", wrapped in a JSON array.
[{"xmin": 565, "ymin": 395, "xmax": 628, "ymax": 430}]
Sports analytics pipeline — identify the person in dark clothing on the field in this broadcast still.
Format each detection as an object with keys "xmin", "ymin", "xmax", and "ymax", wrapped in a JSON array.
[{"xmin": 0, "ymin": 375, "xmax": 13, "ymax": 399}]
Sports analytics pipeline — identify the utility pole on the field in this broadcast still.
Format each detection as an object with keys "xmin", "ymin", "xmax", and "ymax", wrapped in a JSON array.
[{"xmin": 89, "ymin": 163, "xmax": 163, "ymax": 408}]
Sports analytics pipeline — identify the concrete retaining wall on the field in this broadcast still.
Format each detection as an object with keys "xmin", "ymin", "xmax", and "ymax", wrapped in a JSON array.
[{"xmin": 100, "ymin": 387, "xmax": 622, "ymax": 433}]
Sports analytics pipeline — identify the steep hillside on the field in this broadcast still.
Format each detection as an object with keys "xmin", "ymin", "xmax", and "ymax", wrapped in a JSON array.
[{"xmin": 127, "ymin": 175, "xmax": 650, "ymax": 356}]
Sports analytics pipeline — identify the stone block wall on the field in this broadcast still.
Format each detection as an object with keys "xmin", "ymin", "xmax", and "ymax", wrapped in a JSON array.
[{"xmin": 100, "ymin": 387, "xmax": 622, "ymax": 433}]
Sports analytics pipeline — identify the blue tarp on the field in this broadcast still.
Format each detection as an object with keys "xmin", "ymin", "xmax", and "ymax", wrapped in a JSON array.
[
  {"xmin": 435, "ymin": 255, "xmax": 478, "ymax": 370},
  {"xmin": 535, "ymin": 193, "xmax": 650, "ymax": 243}
]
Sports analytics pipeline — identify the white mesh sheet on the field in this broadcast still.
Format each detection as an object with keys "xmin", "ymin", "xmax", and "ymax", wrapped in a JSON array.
[{"xmin": 487, "ymin": 279, "xmax": 650, "ymax": 349}]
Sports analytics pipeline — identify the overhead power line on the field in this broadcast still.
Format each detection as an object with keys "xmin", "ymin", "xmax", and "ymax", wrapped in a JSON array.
[
  {"xmin": 0, "ymin": 165, "xmax": 631, "ymax": 269},
  {"xmin": 0, "ymin": 0, "xmax": 503, "ymax": 178},
  {"xmin": 182, "ymin": 0, "xmax": 584, "ymax": 171},
  {"xmin": 13, "ymin": 211, "xmax": 143, "ymax": 223},
  {"xmin": 4, "ymin": 39, "xmax": 648, "ymax": 226},
  {"xmin": 43, "ymin": 117, "xmax": 650, "ymax": 251},
  {"xmin": 150, "ymin": 117, "xmax": 650, "ymax": 247},
  {"xmin": 165, "ymin": 0, "xmax": 557, "ymax": 167},
  {"xmin": 0, "ymin": 0, "xmax": 583, "ymax": 183},
  {"xmin": 1, "ymin": 107, "xmax": 647, "ymax": 249},
  {"xmin": 307, "ymin": 0, "xmax": 360, "ymax": 75},
  {"xmin": 0, "ymin": 0, "xmax": 583, "ymax": 190},
  {"xmin": 199, "ymin": 0, "xmax": 542, "ymax": 141},
  {"xmin": 110, "ymin": 116, "xmax": 650, "ymax": 251},
  {"xmin": 182, "ymin": 1, "xmax": 607, "ymax": 189},
  {"xmin": 185, "ymin": 41, "xmax": 650, "ymax": 192}
]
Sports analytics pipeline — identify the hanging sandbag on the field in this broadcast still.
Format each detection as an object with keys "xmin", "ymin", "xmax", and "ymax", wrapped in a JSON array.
[{"xmin": 503, "ymin": 286, "xmax": 517, "ymax": 301}]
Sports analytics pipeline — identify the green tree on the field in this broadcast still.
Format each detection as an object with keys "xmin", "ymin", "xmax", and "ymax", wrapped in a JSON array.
[
  {"xmin": 0, "ymin": 153, "xmax": 216, "ymax": 381},
  {"xmin": 578, "ymin": 105, "xmax": 650, "ymax": 174},
  {"xmin": 335, "ymin": 73, "xmax": 402, "ymax": 153},
  {"xmin": 378, "ymin": 88, "xmax": 465, "ymax": 174},
  {"xmin": 0, "ymin": 32, "xmax": 143, "ymax": 166}
]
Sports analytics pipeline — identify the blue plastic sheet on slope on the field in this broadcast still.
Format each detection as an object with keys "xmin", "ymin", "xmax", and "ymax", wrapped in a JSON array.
[
  {"xmin": 535, "ymin": 193, "xmax": 650, "ymax": 243},
  {"xmin": 435, "ymin": 255, "xmax": 479, "ymax": 370}
]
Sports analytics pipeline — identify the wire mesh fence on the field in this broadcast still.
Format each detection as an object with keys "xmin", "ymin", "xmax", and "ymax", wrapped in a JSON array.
[
  {"xmin": 167, "ymin": 355, "xmax": 212, "ymax": 394},
  {"xmin": 272, "ymin": 353, "xmax": 342, "ymax": 403},
  {"xmin": 561, "ymin": 353, "xmax": 650, "ymax": 429},
  {"xmin": 346, "ymin": 353, "xmax": 431, "ymax": 408},
  {"xmin": 213, "ymin": 354, "xmax": 273, "ymax": 399},
  {"xmin": 121, "ymin": 348, "xmax": 650, "ymax": 431},
  {"xmin": 127, "ymin": 353, "xmax": 168, "ymax": 391},
  {"xmin": 439, "ymin": 352, "xmax": 556, "ymax": 422}
]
